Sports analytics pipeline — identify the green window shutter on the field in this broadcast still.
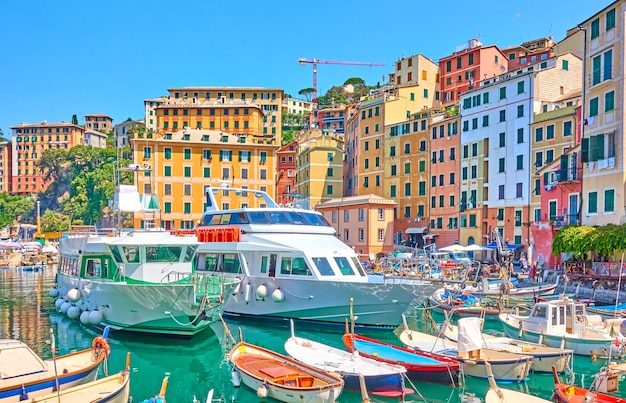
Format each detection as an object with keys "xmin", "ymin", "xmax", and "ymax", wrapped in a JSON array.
[
  {"xmin": 559, "ymin": 154, "xmax": 569, "ymax": 181},
  {"xmin": 581, "ymin": 138, "xmax": 589, "ymax": 162},
  {"xmin": 543, "ymin": 172, "xmax": 549, "ymax": 186}
]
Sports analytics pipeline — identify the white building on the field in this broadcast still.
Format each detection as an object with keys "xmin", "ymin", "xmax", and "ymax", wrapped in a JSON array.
[
  {"xmin": 113, "ymin": 120, "xmax": 145, "ymax": 148},
  {"xmin": 84, "ymin": 130, "xmax": 108, "ymax": 148}
]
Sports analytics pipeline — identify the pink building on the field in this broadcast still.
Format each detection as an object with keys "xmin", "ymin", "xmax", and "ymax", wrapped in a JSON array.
[{"xmin": 276, "ymin": 140, "xmax": 297, "ymax": 205}]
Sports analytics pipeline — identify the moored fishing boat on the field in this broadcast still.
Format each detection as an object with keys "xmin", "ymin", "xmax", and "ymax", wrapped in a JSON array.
[
  {"xmin": 342, "ymin": 330, "xmax": 460, "ymax": 385},
  {"xmin": 188, "ymin": 186, "xmax": 439, "ymax": 328},
  {"xmin": 552, "ymin": 366, "xmax": 623, "ymax": 403},
  {"xmin": 52, "ymin": 228, "xmax": 240, "ymax": 337},
  {"xmin": 398, "ymin": 317, "xmax": 532, "ymax": 382},
  {"xmin": 499, "ymin": 298, "xmax": 626, "ymax": 357},
  {"xmin": 27, "ymin": 353, "xmax": 131, "ymax": 403},
  {"xmin": 428, "ymin": 288, "xmax": 504, "ymax": 320},
  {"xmin": 284, "ymin": 321, "xmax": 409, "ymax": 397},
  {"xmin": 0, "ymin": 334, "xmax": 108, "ymax": 402},
  {"xmin": 485, "ymin": 362, "xmax": 551, "ymax": 403},
  {"xmin": 441, "ymin": 320, "xmax": 573, "ymax": 372},
  {"xmin": 229, "ymin": 341, "xmax": 344, "ymax": 403}
]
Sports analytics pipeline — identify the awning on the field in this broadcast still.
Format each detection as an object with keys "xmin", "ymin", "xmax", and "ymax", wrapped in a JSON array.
[
  {"xmin": 405, "ymin": 227, "xmax": 427, "ymax": 234},
  {"xmin": 423, "ymin": 234, "xmax": 439, "ymax": 239},
  {"xmin": 486, "ymin": 242, "xmax": 523, "ymax": 250}
]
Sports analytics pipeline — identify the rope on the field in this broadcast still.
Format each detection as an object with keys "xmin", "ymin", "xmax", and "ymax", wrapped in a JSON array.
[
  {"xmin": 403, "ymin": 374, "xmax": 428, "ymax": 403},
  {"xmin": 165, "ymin": 295, "xmax": 210, "ymax": 327}
]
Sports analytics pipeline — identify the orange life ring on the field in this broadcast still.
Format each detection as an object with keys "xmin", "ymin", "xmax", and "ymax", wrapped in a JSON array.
[{"xmin": 92, "ymin": 336, "xmax": 111, "ymax": 358}]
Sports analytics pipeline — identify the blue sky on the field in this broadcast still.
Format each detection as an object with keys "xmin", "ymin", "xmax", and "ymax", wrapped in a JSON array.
[{"xmin": 0, "ymin": 0, "xmax": 610, "ymax": 137}]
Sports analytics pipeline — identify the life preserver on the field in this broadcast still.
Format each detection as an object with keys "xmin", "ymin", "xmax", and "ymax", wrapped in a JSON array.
[{"xmin": 92, "ymin": 336, "xmax": 111, "ymax": 358}]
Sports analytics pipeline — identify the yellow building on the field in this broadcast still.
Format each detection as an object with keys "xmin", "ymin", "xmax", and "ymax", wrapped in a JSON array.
[
  {"xmin": 316, "ymin": 194, "xmax": 396, "ymax": 258},
  {"xmin": 578, "ymin": 1, "xmax": 624, "ymax": 226},
  {"xmin": 295, "ymin": 128, "xmax": 344, "ymax": 209},
  {"xmin": 133, "ymin": 128, "xmax": 276, "ymax": 229},
  {"xmin": 145, "ymin": 86, "xmax": 284, "ymax": 145},
  {"xmin": 0, "ymin": 137, "xmax": 10, "ymax": 193}
]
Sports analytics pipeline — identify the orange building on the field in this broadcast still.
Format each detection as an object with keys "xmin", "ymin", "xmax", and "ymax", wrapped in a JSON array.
[
  {"xmin": 84, "ymin": 114, "xmax": 113, "ymax": 133},
  {"xmin": 311, "ymin": 104, "xmax": 346, "ymax": 133},
  {"xmin": 10, "ymin": 122, "xmax": 85, "ymax": 194},
  {"xmin": 316, "ymin": 194, "xmax": 396, "ymax": 258},
  {"xmin": 439, "ymin": 39, "xmax": 508, "ymax": 105},
  {"xmin": 502, "ymin": 37, "xmax": 555, "ymax": 71},
  {"xmin": 276, "ymin": 140, "xmax": 297, "ymax": 206},
  {"xmin": 0, "ymin": 137, "xmax": 11, "ymax": 193}
]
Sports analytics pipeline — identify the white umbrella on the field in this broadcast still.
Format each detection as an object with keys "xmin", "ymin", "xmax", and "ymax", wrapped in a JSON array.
[
  {"xmin": 465, "ymin": 244, "xmax": 489, "ymax": 251},
  {"xmin": 439, "ymin": 245, "xmax": 467, "ymax": 252}
]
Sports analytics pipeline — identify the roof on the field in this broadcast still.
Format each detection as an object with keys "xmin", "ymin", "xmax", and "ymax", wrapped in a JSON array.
[
  {"xmin": 167, "ymin": 86, "xmax": 284, "ymax": 93},
  {"xmin": 138, "ymin": 128, "xmax": 277, "ymax": 147},
  {"xmin": 316, "ymin": 194, "xmax": 396, "ymax": 208},
  {"xmin": 10, "ymin": 122, "xmax": 83, "ymax": 130},
  {"xmin": 84, "ymin": 114, "xmax": 112, "ymax": 118}
]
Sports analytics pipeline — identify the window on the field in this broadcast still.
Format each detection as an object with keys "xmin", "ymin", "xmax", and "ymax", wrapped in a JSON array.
[
  {"xmin": 378, "ymin": 209, "xmax": 384, "ymax": 220},
  {"xmin": 462, "ymin": 167, "xmax": 468, "ymax": 180},
  {"xmin": 404, "ymin": 183, "xmax": 411, "ymax": 196},
  {"xmin": 499, "ymin": 158, "xmax": 505, "ymax": 173},
  {"xmin": 404, "ymin": 162, "xmax": 410, "ymax": 174},
  {"xmin": 591, "ymin": 18, "xmax": 600, "ymax": 39},
  {"xmin": 471, "ymin": 165, "xmax": 477, "ymax": 178},
  {"xmin": 588, "ymin": 191, "xmax": 598, "ymax": 214},
  {"xmin": 363, "ymin": 177, "xmax": 369, "ymax": 188},
  {"xmin": 589, "ymin": 97, "xmax": 599, "ymax": 117},
  {"xmin": 327, "ymin": 185, "xmax": 333, "ymax": 195},
  {"xmin": 391, "ymin": 165, "xmax": 397, "ymax": 176},
  {"xmin": 404, "ymin": 143, "xmax": 411, "ymax": 154},
  {"xmin": 164, "ymin": 166, "xmax": 172, "ymax": 177},
  {"xmin": 516, "ymin": 183, "xmax": 523, "ymax": 198},
  {"xmin": 607, "ymin": 8, "xmax": 616, "ymax": 31},
  {"xmin": 517, "ymin": 81, "xmax": 524, "ymax": 94},
  {"xmin": 499, "ymin": 185, "xmax": 505, "ymax": 200},
  {"xmin": 418, "ymin": 181, "xmax": 426, "ymax": 195},
  {"xmin": 605, "ymin": 91, "xmax": 615, "ymax": 112},
  {"xmin": 327, "ymin": 153, "xmax": 333, "ymax": 161},
  {"xmin": 482, "ymin": 115, "xmax": 489, "ymax": 127},
  {"xmin": 535, "ymin": 127, "xmax": 544, "ymax": 142},
  {"xmin": 183, "ymin": 148, "xmax": 191, "ymax": 160},
  {"xmin": 364, "ymin": 141, "xmax": 369, "ymax": 151},
  {"xmin": 390, "ymin": 184, "xmax": 396, "ymax": 197},
  {"xmin": 164, "ymin": 202, "xmax": 172, "ymax": 213},
  {"xmin": 499, "ymin": 132, "xmax": 506, "ymax": 147},
  {"xmin": 364, "ymin": 159, "xmax": 369, "ymax": 169},
  {"xmin": 358, "ymin": 208, "xmax": 365, "ymax": 221},
  {"xmin": 517, "ymin": 105, "xmax": 524, "ymax": 118},
  {"xmin": 604, "ymin": 50, "xmax": 613, "ymax": 80},
  {"xmin": 483, "ymin": 92, "xmax": 489, "ymax": 104},
  {"xmin": 499, "ymin": 87, "xmax": 506, "ymax": 99},
  {"xmin": 472, "ymin": 143, "xmax": 478, "ymax": 156},
  {"xmin": 164, "ymin": 147, "xmax": 172, "ymax": 159},
  {"xmin": 562, "ymin": 60, "xmax": 569, "ymax": 71},
  {"xmin": 184, "ymin": 166, "xmax": 191, "ymax": 177},
  {"xmin": 605, "ymin": 189, "xmax": 615, "ymax": 212},
  {"xmin": 499, "ymin": 110, "xmax": 506, "ymax": 122},
  {"xmin": 375, "ymin": 139, "xmax": 380, "ymax": 149},
  {"xmin": 535, "ymin": 151, "xmax": 543, "ymax": 168},
  {"xmin": 516, "ymin": 155, "xmax": 523, "ymax": 170},
  {"xmin": 546, "ymin": 125, "xmax": 554, "ymax": 139},
  {"xmin": 203, "ymin": 167, "xmax": 211, "ymax": 178},
  {"xmin": 546, "ymin": 150, "xmax": 554, "ymax": 163},
  {"xmin": 563, "ymin": 121, "xmax": 572, "ymax": 137},
  {"xmin": 449, "ymin": 172, "xmax": 455, "ymax": 184},
  {"xmin": 184, "ymin": 184, "xmax": 191, "ymax": 196},
  {"xmin": 378, "ymin": 229, "xmax": 384, "ymax": 241},
  {"xmin": 184, "ymin": 202, "xmax": 191, "ymax": 214}
]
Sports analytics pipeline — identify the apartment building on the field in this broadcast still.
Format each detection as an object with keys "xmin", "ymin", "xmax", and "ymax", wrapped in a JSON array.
[
  {"xmin": 282, "ymin": 97, "xmax": 312, "ymax": 116},
  {"xmin": 343, "ymin": 105, "xmax": 361, "ymax": 196},
  {"xmin": 439, "ymin": 39, "xmax": 508, "ymax": 105},
  {"xmin": 84, "ymin": 114, "xmax": 113, "ymax": 133},
  {"xmin": 311, "ymin": 104, "xmax": 346, "ymax": 133},
  {"xmin": 0, "ymin": 137, "xmax": 10, "ymax": 193},
  {"xmin": 503, "ymin": 37, "xmax": 555, "ymax": 71},
  {"xmin": 144, "ymin": 86, "xmax": 284, "ymax": 145},
  {"xmin": 578, "ymin": 1, "xmax": 625, "ymax": 227},
  {"xmin": 133, "ymin": 128, "xmax": 276, "ymax": 229},
  {"xmin": 113, "ymin": 120, "xmax": 144, "ymax": 148},
  {"xmin": 276, "ymin": 140, "xmax": 298, "ymax": 206},
  {"xmin": 10, "ymin": 122, "xmax": 85, "ymax": 194},
  {"xmin": 316, "ymin": 194, "xmax": 396, "ymax": 257},
  {"xmin": 459, "ymin": 52, "xmax": 582, "ymax": 249},
  {"xmin": 295, "ymin": 128, "xmax": 344, "ymax": 209},
  {"xmin": 84, "ymin": 130, "xmax": 107, "ymax": 148}
]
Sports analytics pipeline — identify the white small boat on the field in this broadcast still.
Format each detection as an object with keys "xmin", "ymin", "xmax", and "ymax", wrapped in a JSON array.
[
  {"xmin": 399, "ymin": 316, "xmax": 532, "ymax": 382},
  {"xmin": 499, "ymin": 298, "xmax": 626, "ymax": 357},
  {"xmin": 229, "ymin": 342, "xmax": 344, "ymax": 403},
  {"xmin": 453, "ymin": 277, "xmax": 559, "ymax": 297},
  {"xmin": 441, "ymin": 321, "xmax": 573, "ymax": 372},
  {"xmin": 484, "ymin": 362, "xmax": 551, "ymax": 403},
  {"xmin": 0, "ymin": 335, "xmax": 107, "ymax": 402},
  {"xmin": 284, "ymin": 321, "xmax": 408, "ymax": 397},
  {"xmin": 26, "ymin": 353, "xmax": 131, "ymax": 403}
]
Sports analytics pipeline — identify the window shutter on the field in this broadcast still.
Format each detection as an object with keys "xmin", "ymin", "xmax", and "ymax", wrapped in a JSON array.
[
  {"xmin": 581, "ymin": 138, "xmax": 589, "ymax": 163},
  {"xmin": 559, "ymin": 154, "xmax": 569, "ymax": 181}
]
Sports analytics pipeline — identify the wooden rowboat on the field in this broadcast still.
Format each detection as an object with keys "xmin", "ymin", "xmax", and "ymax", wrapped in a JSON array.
[
  {"xmin": 229, "ymin": 342, "xmax": 344, "ymax": 403},
  {"xmin": 552, "ymin": 366, "xmax": 624, "ymax": 403}
]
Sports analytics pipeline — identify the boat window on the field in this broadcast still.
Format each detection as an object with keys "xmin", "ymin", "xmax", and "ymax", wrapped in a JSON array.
[
  {"xmin": 145, "ymin": 246, "xmax": 182, "ymax": 263},
  {"xmin": 532, "ymin": 305, "xmax": 547, "ymax": 318},
  {"xmin": 85, "ymin": 258, "xmax": 101, "ymax": 278},
  {"xmin": 551, "ymin": 307, "xmax": 558, "ymax": 326},
  {"xmin": 219, "ymin": 214, "xmax": 231, "ymax": 224},
  {"xmin": 284, "ymin": 211, "xmax": 305, "ymax": 224},
  {"xmin": 229, "ymin": 212, "xmax": 249, "ymax": 224},
  {"xmin": 280, "ymin": 257, "xmax": 312, "ymax": 276},
  {"xmin": 184, "ymin": 246, "xmax": 197, "ymax": 262},
  {"xmin": 110, "ymin": 246, "xmax": 124, "ymax": 263},
  {"xmin": 559, "ymin": 306, "xmax": 566, "ymax": 325},
  {"xmin": 123, "ymin": 246, "xmax": 140, "ymax": 263},
  {"xmin": 211, "ymin": 215, "xmax": 222, "ymax": 225},
  {"xmin": 350, "ymin": 256, "xmax": 367, "ymax": 276},
  {"xmin": 204, "ymin": 253, "xmax": 218, "ymax": 271},
  {"xmin": 312, "ymin": 257, "xmax": 335, "ymax": 276},
  {"xmin": 270, "ymin": 212, "xmax": 292, "ymax": 224},
  {"xmin": 221, "ymin": 253, "xmax": 241, "ymax": 273},
  {"xmin": 261, "ymin": 256, "xmax": 268, "ymax": 273},
  {"xmin": 248, "ymin": 211, "xmax": 271, "ymax": 224},
  {"xmin": 334, "ymin": 257, "xmax": 355, "ymax": 275},
  {"xmin": 303, "ymin": 213, "xmax": 330, "ymax": 226}
]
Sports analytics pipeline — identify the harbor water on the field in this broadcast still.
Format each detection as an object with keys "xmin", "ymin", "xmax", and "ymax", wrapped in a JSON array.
[{"xmin": 2, "ymin": 266, "xmax": 625, "ymax": 402}]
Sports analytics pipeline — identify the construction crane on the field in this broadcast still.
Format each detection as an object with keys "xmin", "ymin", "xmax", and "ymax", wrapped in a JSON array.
[{"xmin": 298, "ymin": 58, "xmax": 385, "ymax": 106}]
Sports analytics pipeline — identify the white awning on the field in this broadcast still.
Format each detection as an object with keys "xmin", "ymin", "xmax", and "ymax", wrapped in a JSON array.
[
  {"xmin": 423, "ymin": 233, "xmax": 439, "ymax": 239},
  {"xmin": 405, "ymin": 227, "xmax": 427, "ymax": 234}
]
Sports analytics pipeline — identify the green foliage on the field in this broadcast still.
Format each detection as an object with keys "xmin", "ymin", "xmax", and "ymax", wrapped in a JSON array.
[
  {"xmin": 298, "ymin": 88, "xmax": 315, "ymax": 101},
  {"xmin": 552, "ymin": 224, "xmax": 626, "ymax": 259},
  {"xmin": 281, "ymin": 111, "xmax": 306, "ymax": 132},
  {"xmin": 0, "ymin": 193, "xmax": 34, "ymax": 228},
  {"xmin": 317, "ymin": 77, "xmax": 377, "ymax": 107},
  {"xmin": 281, "ymin": 130, "xmax": 295, "ymax": 146},
  {"xmin": 71, "ymin": 114, "xmax": 78, "ymax": 125},
  {"xmin": 41, "ymin": 209, "xmax": 70, "ymax": 232}
]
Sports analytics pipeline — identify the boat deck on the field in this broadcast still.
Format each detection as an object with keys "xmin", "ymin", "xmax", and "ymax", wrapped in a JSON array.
[{"xmin": 235, "ymin": 354, "xmax": 325, "ymax": 388}]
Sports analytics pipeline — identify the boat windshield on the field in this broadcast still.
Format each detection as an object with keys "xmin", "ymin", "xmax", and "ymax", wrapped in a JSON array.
[
  {"xmin": 311, "ymin": 257, "xmax": 335, "ymax": 276},
  {"xmin": 201, "ymin": 211, "xmax": 330, "ymax": 227},
  {"xmin": 109, "ymin": 245, "xmax": 195, "ymax": 264},
  {"xmin": 532, "ymin": 305, "xmax": 547, "ymax": 318}
]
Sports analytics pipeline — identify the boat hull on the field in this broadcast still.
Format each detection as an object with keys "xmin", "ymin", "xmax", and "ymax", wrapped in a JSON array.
[
  {"xmin": 26, "ymin": 370, "xmax": 130, "ymax": 403},
  {"xmin": 342, "ymin": 373, "xmax": 405, "ymax": 396},
  {"xmin": 0, "ymin": 349, "xmax": 104, "ymax": 403},
  {"xmin": 428, "ymin": 296, "xmax": 501, "ymax": 320},
  {"xmin": 500, "ymin": 313, "xmax": 623, "ymax": 357},
  {"xmin": 56, "ymin": 274, "xmax": 235, "ymax": 336},
  {"xmin": 458, "ymin": 356, "xmax": 532, "ymax": 381},
  {"xmin": 224, "ymin": 276, "xmax": 437, "ymax": 327}
]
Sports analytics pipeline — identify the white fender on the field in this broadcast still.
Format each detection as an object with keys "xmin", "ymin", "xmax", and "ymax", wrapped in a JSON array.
[
  {"xmin": 54, "ymin": 298, "xmax": 65, "ymax": 311},
  {"xmin": 67, "ymin": 288, "xmax": 82, "ymax": 302},
  {"xmin": 271, "ymin": 288, "xmax": 284, "ymax": 302},
  {"xmin": 244, "ymin": 283, "xmax": 251, "ymax": 304},
  {"xmin": 49, "ymin": 287, "xmax": 59, "ymax": 298},
  {"xmin": 89, "ymin": 309, "xmax": 103, "ymax": 325},
  {"xmin": 255, "ymin": 284, "xmax": 268, "ymax": 300},
  {"xmin": 80, "ymin": 310, "xmax": 91, "ymax": 325},
  {"xmin": 67, "ymin": 305, "xmax": 81, "ymax": 319},
  {"xmin": 60, "ymin": 301, "xmax": 72, "ymax": 314},
  {"xmin": 231, "ymin": 368, "xmax": 241, "ymax": 387},
  {"xmin": 256, "ymin": 384, "xmax": 268, "ymax": 398}
]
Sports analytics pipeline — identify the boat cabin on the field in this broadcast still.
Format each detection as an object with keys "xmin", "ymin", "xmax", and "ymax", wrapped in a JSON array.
[{"xmin": 526, "ymin": 299, "xmax": 586, "ymax": 337}]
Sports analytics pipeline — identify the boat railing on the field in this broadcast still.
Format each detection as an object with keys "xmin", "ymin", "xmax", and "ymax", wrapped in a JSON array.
[{"xmin": 161, "ymin": 270, "xmax": 192, "ymax": 284}]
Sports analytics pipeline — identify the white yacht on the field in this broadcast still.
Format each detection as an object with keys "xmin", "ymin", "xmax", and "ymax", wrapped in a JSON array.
[{"xmin": 193, "ymin": 187, "xmax": 437, "ymax": 327}]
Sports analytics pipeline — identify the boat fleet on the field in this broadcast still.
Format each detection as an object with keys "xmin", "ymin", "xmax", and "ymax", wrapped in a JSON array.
[{"xmin": 10, "ymin": 183, "xmax": 623, "ymax": 402}]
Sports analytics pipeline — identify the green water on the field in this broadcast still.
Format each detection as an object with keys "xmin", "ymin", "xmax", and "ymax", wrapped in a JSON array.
[{"xmin": 1, "ymin": 266, "xmax": 625, "ymax": 402}]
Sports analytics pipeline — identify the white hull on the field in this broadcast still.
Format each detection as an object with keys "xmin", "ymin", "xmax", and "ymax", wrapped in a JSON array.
[
  {"xmin": 485, "ymin": 386, "xmax": 551, "ymax": 403},
  {"xmin": 56, "ymin": 274, "xmax": 226, "ymax": 336},
  {"xmin": 225, "ymin": 276, "xmax": 437, "ymax": 327}
]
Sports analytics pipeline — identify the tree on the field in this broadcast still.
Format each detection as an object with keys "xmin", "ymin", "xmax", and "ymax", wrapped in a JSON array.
[
  {"xmin": 344, "ymin": 77, "xmax": 365, "ymax": 87},
  {"xmin": 71, "ymin": 114, "xmax": 78, "ymax": 125},
  {"xmin": 41, "ymin": 209, "xmax": 70, "ymax": 232},
  {"xmin": 0, "ymin": 193, "xmax": 34, "ymax": 228},
  {"xmin": 298, "ymin": 88, "xmax": 315, "ymax": 102}
]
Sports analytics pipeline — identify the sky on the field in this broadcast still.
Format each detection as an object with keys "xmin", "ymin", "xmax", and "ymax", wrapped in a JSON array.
[{"xmin": 0, "ymin": 0, "xmax": 611, "ymax": 137}]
